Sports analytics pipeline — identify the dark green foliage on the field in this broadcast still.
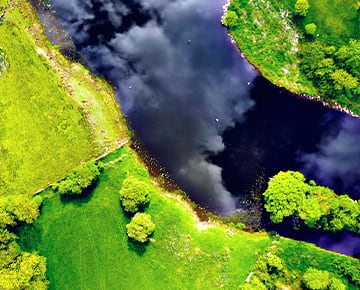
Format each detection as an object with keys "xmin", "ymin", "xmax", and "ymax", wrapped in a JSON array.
[
  {"xmin": 302, "ymin": 268, "xmax": 330, "ymax": 289},
  {"xmin": 119, "ymin": 177, "xmax": 154, "ymax": 212},
  {"xmin": 126, "ymin": 213, "xmax": 155, "ymax": 243},
  {"xmin": 295, "ymin": 0, "xmax": 310, "ymax": 16},
  {"xmin": 53, "ymin": 160, "xmax": 102, "ymax": 195},
  {"xmin": 263, "ymin": 171, "xmax": 360, "ymax": 234}
]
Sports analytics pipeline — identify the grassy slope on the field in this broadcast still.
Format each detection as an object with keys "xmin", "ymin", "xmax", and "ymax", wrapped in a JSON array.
[
  {"xmin": 19, "ymin": 147, "xmax": 270, "ymax": 289},
  {"xmin": 0, "ymin": 0, "xmax": 127, "ymax": 196},
  {"xmin": 18, "ymin": 147, "xmax": 359, "ymax": 289},
  {"xmin": 225, "ymin": 0, "xmax": 359, "ymax": 111}
]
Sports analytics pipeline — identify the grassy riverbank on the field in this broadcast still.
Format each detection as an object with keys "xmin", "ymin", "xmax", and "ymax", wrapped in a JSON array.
[
  {"xmin": 224, "ymin": 0, "xmax": 360, "ymax": 114},
  {"xmin": 0, "ymin": 0, "xmax": 127, "ymax": 197},
  {"xmin": 1, "ymin": 0, "xmax": 358, "ymax": 288},
  {"xmin": 18, "ymin": 147, "xmax": 359, "ymax": 289}
]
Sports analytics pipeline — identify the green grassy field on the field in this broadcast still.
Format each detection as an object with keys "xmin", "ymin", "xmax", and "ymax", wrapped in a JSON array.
[
  {"xmin": 18, "ymin": 146, "xmax": 271, "ymax": 289},
  {"xmin": 0, "ymin": 0, "xmax": 127, "ymax": 196},
  {"xmin": 225, "ymin": 0, "xmax": 360, "ymax": 113},
  {"xmin": 17, "ymin": 147, "xmax": 359, "ymax": 289}
]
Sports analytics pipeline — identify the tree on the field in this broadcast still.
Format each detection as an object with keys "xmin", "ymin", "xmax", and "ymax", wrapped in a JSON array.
[
  {"xmin": 0, "ymin": 195, "xmax": 39, "ymax": 227},
  {"xmin": 119, "ymin": 177, "xmax": 154, "ymax": 213},
  {"xmin": 295, "ymin": 0, "xmax": 310, "ymax": 16},
  {"xmin": 302, "ymin": 268, "xmax": 330, "ymax": 290},
  {"xmin": 335, "ymin": 40, "xmax": 360, "ymax": 76},
  {"xmin": 330, "ymin": 69, "xmax": 358, "ymax": 91},
  {"xmin": 222, "ymin": 10, "xmax": 239, "ymax": 28},
  {"xmin": 126, "ymin": 213, "xmax": 155, "ymax": 243},
  {"xmin": 305, "ymin": 23, "xmax": 317, "ymax": 35},
  {"xmin": 53, "ymin": 160, "xmax": 102, "ymax": 195},
  {"xmin": 329, "ymin": 277, "xmax": 346, "ymax": 290}
]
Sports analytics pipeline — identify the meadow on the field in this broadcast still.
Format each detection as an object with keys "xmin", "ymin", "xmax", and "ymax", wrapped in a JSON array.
[
  {"xmin": 0, "ymin": 0, "xmax": 127, "ymax": 197},
  {"xmin": 17, "ymin": 146, "xmax": 359, "ymax": 289}
]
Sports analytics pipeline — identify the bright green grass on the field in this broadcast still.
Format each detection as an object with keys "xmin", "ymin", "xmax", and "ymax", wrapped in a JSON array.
[
  {"xmin": 226, "ymin": 0, "xmax": 360, "ymax": 109},
  {"xmin": 0, "ymin": 0, "xmax": 127, "ymax": 196},
  {"xmin": 226, "ymin": 0, "xmax": 317, "ymax": 95},
  {"xmin": 18, "ymin": 147, "xmax": 271, "ymax": 289},
  {"xmin": 18, "ymin": 147, "xmax": 359, "ymax": 289}
]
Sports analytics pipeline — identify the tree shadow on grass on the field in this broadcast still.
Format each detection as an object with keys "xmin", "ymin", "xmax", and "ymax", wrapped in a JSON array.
[
  {"xmin": 127, "ymin": 239, "xmax": 148, "ymax": 256},
  {"xmin": 60, "ymin": 182, "xmax": 98, "ymax": 206}
]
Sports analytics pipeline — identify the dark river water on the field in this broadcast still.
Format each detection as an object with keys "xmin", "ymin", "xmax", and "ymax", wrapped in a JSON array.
[{"xmin": 38, "ymin": 0, "xmax": 360, "ymax": 257}]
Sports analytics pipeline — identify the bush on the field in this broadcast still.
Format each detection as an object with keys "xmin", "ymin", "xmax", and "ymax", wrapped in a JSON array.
[
  {"xmin": 295, "ymin": 0, "xmax": 310, "ymax": 16},
  {"xmin": 53, "ymin": 160, "xmax": 102, "ymax": 195},
  {"xmin": 302, "ymin": 268, "xmax": 330, "ymax": 290},
  {"xmin": 329, "ymin": 277, "xmax": 346, "ymax": 290},
  {"xmin": 126, "ymin": 213, "xmax": 155, "ymax": 243},
  {"xmin": 305, "ymin": 23, "xmax": 317, "ymax": 35},
  {"xmin": 119, "ymin": 177, "xmax": 154, "ymax": 213}
]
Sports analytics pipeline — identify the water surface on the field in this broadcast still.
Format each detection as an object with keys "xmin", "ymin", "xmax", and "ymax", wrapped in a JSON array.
[{"xmin": 43, "ymin": 0, "xmax": 360, "ymax": 256}]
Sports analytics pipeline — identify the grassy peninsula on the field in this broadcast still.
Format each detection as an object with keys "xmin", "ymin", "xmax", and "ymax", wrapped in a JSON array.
[
  {"xmin": 223, "ymin": 0, "xmax": 360, "ymax": 114},
  {"xmin": 0, "ymin": 0, "xmax": 359, "ymax": 289}
]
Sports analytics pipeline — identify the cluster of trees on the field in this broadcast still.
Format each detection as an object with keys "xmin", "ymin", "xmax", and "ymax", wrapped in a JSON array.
[
  {"xmin": 263, "ymin": 171, "xmax": 360, "ymax": 234},
  {"xmin": 240, "ymin": 244, "xmax": 346, "ymax": 289},
  {"xmin": 299, "ymin": 40, "xmax": 360, "ymax": 109},
  {"xmin": 52, "ymin": 160, "xmax": 103, "ymax": 195},
  {"xmin": 119, "ymin": 177, "xmax": 155, "ymax": 243},
  {"xmin": 0, "ymin": 195, "xmax": 48, "ymax": 289},
  {"xmin": 302, "ymin": 268, "xmax": 346, "ymax": 290}
]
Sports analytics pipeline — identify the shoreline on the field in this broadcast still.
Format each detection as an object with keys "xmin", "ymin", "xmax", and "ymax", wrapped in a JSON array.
[{"xmin": 221, "ymin": 1, "xmax": 358, "ymax": 118}]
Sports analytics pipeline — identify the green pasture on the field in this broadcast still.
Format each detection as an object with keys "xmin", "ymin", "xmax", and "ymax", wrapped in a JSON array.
[
  {"xmin": 0, "ymin": 0, "xmax": 126, "ymax": 197},
  {"xmin": 18, "ymin": 147, "xmax": 271, "ymax": 289}
]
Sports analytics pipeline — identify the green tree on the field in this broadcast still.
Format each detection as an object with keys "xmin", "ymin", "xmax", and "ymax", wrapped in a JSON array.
[
  {"xmin": 222, "ymin": 10, "xmax": 239, "ymax": 28},
  {"xmin": 295, "ymin": 0, "xmax": 310, "ymax": 16},
  {"xmin": 302, "ymin": 268, "xmax": 330, "ymax": 290},
  {"xmin": 5, "ymin": 195, "xmax": 39, "ymax": 224},
  {"xmin": 126, "ymin": 213, "xmax": 155, "ymax": 243},
  {"xmin": 335, "ymin": 40, "xmax": 360, "ymax": 76},
  {"xmin": 119, "ymin": 177, "xmax": 154, "ymax": 213},
  {"xmin": 305, "ymin": 23, "xmax": 317, "ymax": 35},
  {"xmin": 53, "ymin": 160, "xmax": 102, "ymax": 195},
  {"xmin": 330, "ymin": 69, "xmax": 358, "ymax": 91},
  {"xmin": 329, "ymin": 277, "xmax": 346, "ymax": 290},
  {"xmin": 263, "ymin": 171, "xmax": 308, "ymax": 223}
]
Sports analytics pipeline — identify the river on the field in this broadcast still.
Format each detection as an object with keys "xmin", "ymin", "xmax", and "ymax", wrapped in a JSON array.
[{"xmin": 37, "ymin": 0, "xmax": 360, "ymax": 257}]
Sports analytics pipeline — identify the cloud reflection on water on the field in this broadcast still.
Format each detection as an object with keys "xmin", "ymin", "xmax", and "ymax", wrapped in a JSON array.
[{"xmin": 51, "ymin": 0, "xmax": 257, "ymax": 214}]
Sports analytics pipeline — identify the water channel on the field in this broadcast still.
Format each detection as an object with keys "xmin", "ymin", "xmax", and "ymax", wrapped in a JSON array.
[{"xmin": 37, "ymin": 0, "xmax": 360, "ymax": 257}]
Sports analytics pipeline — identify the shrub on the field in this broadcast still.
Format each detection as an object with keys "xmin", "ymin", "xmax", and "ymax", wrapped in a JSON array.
[
  {"xmin": 329, "ymin": 277, "xmax": 346, "ymax": 290},
  {"xmin": 305, "ymin": 23, "xmax": 317, "ymax": 35},
  {"xmin": 119, "ymin": 177, "xmax": 154, "ymax": 213},
  {"xmin": 295, "ymin": 0, "xmax": 310, "ymax": 16},
  {"xmin": 126, "ymin": 213, "xmax": 155, "ymax": 243},
  {"xmin": 302, "ymin": 268, "xmax": 330, "ymax": 290},
  {"xmin": 53, "ymin": 160, "xmax": 102, "ymax": 195}
]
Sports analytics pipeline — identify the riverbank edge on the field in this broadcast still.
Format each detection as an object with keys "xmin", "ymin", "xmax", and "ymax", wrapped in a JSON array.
[
  {"xmin": 221, "ymin": 1, "xmax": 358, "ymax": 118},
  {"xmin": 12, "ymin": 0, "xmax": 359, "ymax": 288}
]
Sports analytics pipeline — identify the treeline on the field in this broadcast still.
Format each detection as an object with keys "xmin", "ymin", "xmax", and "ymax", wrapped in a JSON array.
[
  {"xmin": 0, "ymin": 195, "xmax": 48, "ymax": 289},
  {"xmin": 299, "ymin": 40, "xmax": 360, "ymax": 112},
  {"xmin": 240, "ymin": 241, "xmax": 349, "ymax": 289},
  {"xmin": 263, "ymin": 171, "xmax": 360, "ymax": 234}
]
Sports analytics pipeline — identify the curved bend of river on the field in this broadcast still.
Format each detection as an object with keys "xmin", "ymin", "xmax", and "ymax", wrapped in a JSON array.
[{"xmin": 39, "ymin": 0, "xmax": 360, "ymax": 257}]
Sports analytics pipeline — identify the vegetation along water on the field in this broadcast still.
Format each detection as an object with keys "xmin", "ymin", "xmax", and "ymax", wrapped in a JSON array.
[{"xmin": 0, "ymin": 0, "xmax": 359, "ymax": 289}]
